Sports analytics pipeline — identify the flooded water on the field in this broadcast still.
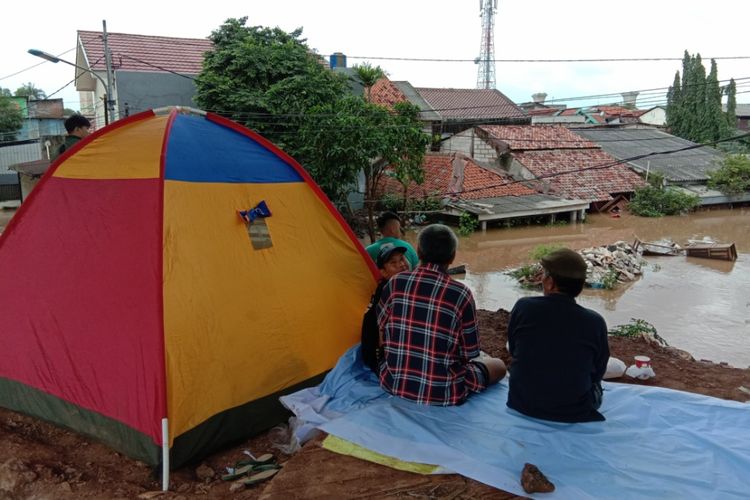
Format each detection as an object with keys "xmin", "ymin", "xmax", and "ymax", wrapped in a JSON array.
[{"xmin": 445, "ymin": 208, "xmax": 750, "ymax": 368}]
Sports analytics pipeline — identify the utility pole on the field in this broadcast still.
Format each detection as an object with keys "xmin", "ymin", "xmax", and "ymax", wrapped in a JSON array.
[
  {"xmin": 102, "ymin": 20, "xmax": 116, "ymax": 123},
  {"xmin": 475, "ymin": 0, "xmax": 498, "ymax": 89}
]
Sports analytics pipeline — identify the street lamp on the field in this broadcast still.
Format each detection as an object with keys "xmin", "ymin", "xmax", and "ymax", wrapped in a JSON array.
[{"xmin": 28, "ymin": 49, "xmax": 116, "ymax": 126}]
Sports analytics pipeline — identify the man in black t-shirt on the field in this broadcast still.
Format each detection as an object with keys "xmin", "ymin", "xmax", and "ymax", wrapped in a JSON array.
[{"xmin": 507, "ymin": 248, "xmax": 610, "ymax": 422}]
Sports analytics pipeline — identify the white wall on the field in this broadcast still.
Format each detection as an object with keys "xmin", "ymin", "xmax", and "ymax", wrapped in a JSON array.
[{"xmin": 640, "ymin": 107, "xmax": 666, "ymax": 126}]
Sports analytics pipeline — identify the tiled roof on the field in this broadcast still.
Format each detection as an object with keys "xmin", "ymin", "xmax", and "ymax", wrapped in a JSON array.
[
  {"xmin": 594, "ymin": 106, "xmax": 642, "ymax": 118},
  {"xmin": 78, "ymin": 30, "xmax": 212, "ymax": 74},
  {"xmin": 414, "ymin": 88, "xmax": 526, "ymax": 121},
  {"xmin": 478, "ymin": 125, "xmax": 597, "ymax": 150},
  {"xmin": 514, "ymin": 149, "xmax": 646, "ymax": 202},
  {"xmin": 526, "ymin": 108, "xmax": 558, "ymax": 116},
  {"xmin": 379, "ymin": 154, "xmax": 537, "ymax": 200},
  {"xmin": 370, "ymin": 78, "xmax": 407, "ymax": 108}
]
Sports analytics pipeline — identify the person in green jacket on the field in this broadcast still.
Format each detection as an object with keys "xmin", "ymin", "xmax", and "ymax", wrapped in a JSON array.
[
  {"xmin": 54, "ymin": 114, "xmax": 91, "ymax": 160},
  {"xmin": 366, "ymin": 211, "xmax": 418, "ymax": 270}
]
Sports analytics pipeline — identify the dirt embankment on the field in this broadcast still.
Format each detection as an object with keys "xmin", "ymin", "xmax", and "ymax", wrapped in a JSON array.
[{"xmin": 1, "ymin": 309, "xmax": 749, "ymax": 499}]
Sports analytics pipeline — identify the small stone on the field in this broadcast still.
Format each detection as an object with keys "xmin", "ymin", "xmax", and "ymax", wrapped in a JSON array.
[
  {"xmin": 520, "ymin": 463, "xmax": 555, "ymax": 494},
  {"xmin": 176, "ymin": 482, "xmax": 191, "ymax": 493},
  {"xmin": 195, "ymin": 463, "xmax": 214, "ymax": 482},
  {"xmin": 58, "ymin": 481, "xmax": 73, "ymax": 493},
  {"xmin": 229, "ymin": 481, "xmax": 246, "ymax": 493}
]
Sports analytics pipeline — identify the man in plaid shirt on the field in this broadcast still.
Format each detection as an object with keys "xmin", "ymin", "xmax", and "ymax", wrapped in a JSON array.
[{"xmin": 377, "ymin": 224, "xmax": 506, "ymax": 405}]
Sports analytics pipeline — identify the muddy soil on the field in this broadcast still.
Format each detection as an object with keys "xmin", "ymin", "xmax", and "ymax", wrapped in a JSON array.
[{"xmin": 1, "ymin": 309, "xmax": 748, "ymax": 499}]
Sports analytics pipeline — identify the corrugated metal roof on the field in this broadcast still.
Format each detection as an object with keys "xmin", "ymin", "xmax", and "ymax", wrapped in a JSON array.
[
  {"xmin": 78, "ymin": 30, "xmax": 212, "ymax": 74},
  {"xmin": 448, "ymin": 194, "xmax": 589, "ymax": 218},
  {"xmin": 574, "ymin": 128, "xmax": 724, "ymax": 182},
  {"xmin": 414, "ymin": 87, "xmax": 526, "ymax": 121}
]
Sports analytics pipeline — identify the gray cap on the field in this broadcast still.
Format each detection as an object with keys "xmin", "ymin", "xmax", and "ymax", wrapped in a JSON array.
[
  {"xmin": 377, "ymin": 243, "xmax": 408, "ymax": 268},
  {"xmin": 540, "ymin": 248, "xmax": 587, "ymax": 280}
]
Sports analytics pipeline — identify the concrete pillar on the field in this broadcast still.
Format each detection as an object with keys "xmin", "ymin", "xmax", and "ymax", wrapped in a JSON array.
[
  {"xmin": 569, "ymin": 210, "xmax": 577, "ymax": 223},
  {"xmin": 549, "ymin": 213, "xmax": 556, "ymax": 224},
  {"xmin": 580, "ymin": 209, "xmax": 587, "ymax": 221},
  {"xmin": 481, "ymin": 220, "xmax": 487, "ymax": 232}
]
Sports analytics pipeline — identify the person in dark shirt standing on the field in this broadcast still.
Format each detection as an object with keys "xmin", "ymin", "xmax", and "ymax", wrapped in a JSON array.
[
  {"xmin": 54, "ymin": 114, "xmax": 91, "ymax": 160},
  {"xmin": 377, "ymin": 224, "xmax": 506, "ymax": 406},
  {"xmin": 507, "ymin": 248, "xmax": 609, "ymax": 422}
]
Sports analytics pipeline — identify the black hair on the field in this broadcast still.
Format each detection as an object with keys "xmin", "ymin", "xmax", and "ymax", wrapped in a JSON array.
[
  {"xmin": 64, "ymin": 114, "xmax": 91, "ymax": 133},
  {"xmin": 548, "ymin": 273, "xmax": 585, "ymax": 298},
  {"xmin": 417, "ymin": 224, "xmax": 457, "ymax": 265},
  {"xmin": 376, "ymin": 211, "xmax": 400, "ymax": 231}
]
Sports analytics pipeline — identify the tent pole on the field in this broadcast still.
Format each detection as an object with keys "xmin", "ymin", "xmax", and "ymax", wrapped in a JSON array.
[{"xmin": 162, "ymin": 418, "xmax": 170, "ymax": 490}]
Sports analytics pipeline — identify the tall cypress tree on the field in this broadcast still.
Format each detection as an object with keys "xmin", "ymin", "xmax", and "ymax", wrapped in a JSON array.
[
  {"xmin": 666, "ymin": 71, "xmax": 682, "ymax": 136},
  {"xmin": 725, "ymin": 78, "xmax": 737, "ymax": 131},
  {"xmin": 705, "ymin": 59, "xmax": 726, "ymax": 142},
  {"xmin": 666, "ymin": 51, "xmax": 734, "ymax": 144}
]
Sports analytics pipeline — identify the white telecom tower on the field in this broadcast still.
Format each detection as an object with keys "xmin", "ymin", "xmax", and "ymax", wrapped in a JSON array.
[{"xmin": 475, "ymin": 0, "xmax": 498, "ymax": 89}]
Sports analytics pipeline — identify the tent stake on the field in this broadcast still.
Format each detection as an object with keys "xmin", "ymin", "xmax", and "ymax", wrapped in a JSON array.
[{"xmin": 162, "ymin": 418, "xmax": 169, "ymax": 490}]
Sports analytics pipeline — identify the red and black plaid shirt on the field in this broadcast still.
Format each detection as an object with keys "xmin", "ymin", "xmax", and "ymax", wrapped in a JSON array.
[{"xmin": 377, "ymin": 263, "xmax": 485, "ymax": 405}]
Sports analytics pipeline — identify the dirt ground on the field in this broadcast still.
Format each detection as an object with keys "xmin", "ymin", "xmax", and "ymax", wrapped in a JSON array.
[{"xmin": 2, "ymin": 308, "xmax": 749, "ymax": 499}]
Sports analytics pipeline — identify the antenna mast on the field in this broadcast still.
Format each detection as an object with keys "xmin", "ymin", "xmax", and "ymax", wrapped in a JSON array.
[{"xmin": 476, "ymin": 0, "xmax": 498, "ymax": 89}]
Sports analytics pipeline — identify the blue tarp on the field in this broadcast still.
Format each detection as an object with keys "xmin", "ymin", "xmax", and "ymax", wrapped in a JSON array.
[{"xmin": 281, "ymin": 346, "xmax": 750, "ymax": 499}]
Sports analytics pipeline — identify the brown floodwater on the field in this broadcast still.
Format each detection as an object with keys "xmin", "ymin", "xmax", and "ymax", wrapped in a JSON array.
[{"xmin": 443, "ymin": 208, "xmax": 750, "ymax": 368}]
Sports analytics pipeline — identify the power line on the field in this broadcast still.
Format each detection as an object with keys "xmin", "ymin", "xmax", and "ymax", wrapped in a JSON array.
[
  {"xmin": 343, "ymin": 55, "xmax": 750, "ymax": 63},
  {"xmin": 0, "ymin": 48, "xmax": 76, "ymax": 82},
  {"xmin": 116, "ymin": 54, "xmax": 196, "ymax": 81}
]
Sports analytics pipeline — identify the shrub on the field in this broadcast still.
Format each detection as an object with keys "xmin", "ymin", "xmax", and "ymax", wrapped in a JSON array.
[
  {"xmin": 457, "ymin": 211, "xmax": 478, "ymax": 236},
  {"xmin": 629, "ymin": 186, "xmax": 700, "ymax": 217},
  {"xmin": 707, "ymin": 154, "xmax": 750, "ymax": 196},
  {"xmin": 608, "ymin": 318, "xmax": 668, "ymax": 346}
]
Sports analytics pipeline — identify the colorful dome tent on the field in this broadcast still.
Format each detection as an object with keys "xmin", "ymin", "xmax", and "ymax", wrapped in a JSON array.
[{"xmin": 0, "ymin": 107, "xmax": 377, "ymax": 470}]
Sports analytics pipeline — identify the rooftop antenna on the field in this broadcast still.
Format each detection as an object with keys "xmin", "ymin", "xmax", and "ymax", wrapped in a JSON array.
[{"xmin": 475, "ymin": 0, "xmax": 498, "ymax": 89}]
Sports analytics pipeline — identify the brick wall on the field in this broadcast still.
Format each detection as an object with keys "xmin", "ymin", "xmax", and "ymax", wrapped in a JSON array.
[{"xmin": 439, "ymin": 128, "xmax": 499, "ymax": 164}]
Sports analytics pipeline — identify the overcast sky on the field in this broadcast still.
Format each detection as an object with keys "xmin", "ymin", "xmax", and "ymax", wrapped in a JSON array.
[{"xmin": 2, "ymin": 0, "xmax": 748, "ymax": 112}]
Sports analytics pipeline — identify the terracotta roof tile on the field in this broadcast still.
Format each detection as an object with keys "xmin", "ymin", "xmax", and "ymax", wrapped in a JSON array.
[
  {"xmin": 370, "ymin": 78, "xmax": 407, "ymax": 108},
  {"xmin": 526, "ymin": 108, "xmax": 558, "ymax": 116},
  {"xmin": 479, "ymin": 125, "xmax": 598, "ymax": 150},
  {"xmin": 379, "ymin": 154, "xmax": 537, "ymax": 201},
  {"xmin": 78, "ymin": 30, "xmax": 212, "ymax": 74},
  {"xmin": 414, "ymin": 88, "xmax": 526, "ymax": 120},
  {"xmin": 514, "ymin": 149, "xmax": 646, "ymax": 202}
]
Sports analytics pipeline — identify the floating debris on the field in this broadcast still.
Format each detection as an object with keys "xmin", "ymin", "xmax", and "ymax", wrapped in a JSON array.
[{"xmin": 507, "ymin": 241, "xmax": 645, "ymax": 290}]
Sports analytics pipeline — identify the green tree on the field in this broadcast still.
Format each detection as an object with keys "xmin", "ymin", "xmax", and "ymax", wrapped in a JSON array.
[
  {"xmin": 665, "ymin": 72, "xmax": 682, "ymax": 134},
  {"xmin": 353, "ymin": 63, "xmax": 385, "ymax": 103},
  {"xmin": 196, "ymin": 18, "xmax": 428, "ymax": 238},
  {"xmin": 297, "ymin": 96, "xmax": 388, "ymax": 206},
  {"xmin": 0, "ymin": 95, "xmax": 24, "ymax": 141},
  {"xmin": 0, "ymin": 87, "xmax": 12, "ymax": 97},
  {"xmin": 666, "ymin": 52, "xmax": 736, "ymax": 144},
  {"xmin": 195, "ymin": 17, "xmax": 346, "ymax": 144},
  {"xmin": 298, "ymin": 98, "xmax": 428, "ymax": 240},
  {"xmin": 383, "ymin": 102, "xmax": 428, "ymax": 213},
  {"xmin": 725, "ymin": 78, "xmax": 737, "ymax": 130},
  {"xmin": 707, "ymin": 154, "xmax": 750, "ymax": 195},
  {"xmin": 14, "ymin": 82, "xmax": 46, "ymax": 100}
]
